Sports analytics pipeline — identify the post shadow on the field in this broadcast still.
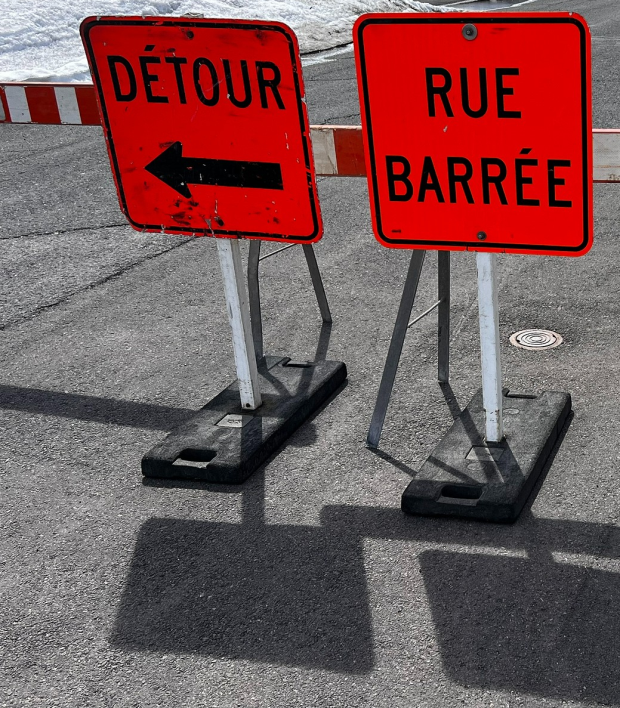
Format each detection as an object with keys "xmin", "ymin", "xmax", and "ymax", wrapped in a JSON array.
[
  {"xmin": 0, "ymin": 383, "xmax": 196, "ymax": 430},
  {"xmin": 439, "ymin": 381, "xmax": 462, "ymax": 421},
  {"xmin": 367, "ymin": 381, "xmax": 516, "ymax": 486}
]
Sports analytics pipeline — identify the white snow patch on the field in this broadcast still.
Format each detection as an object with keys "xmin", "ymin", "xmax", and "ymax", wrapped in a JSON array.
[{"xmin": 0, "ymin": 0, "xmax": 459, "ymax": 83}]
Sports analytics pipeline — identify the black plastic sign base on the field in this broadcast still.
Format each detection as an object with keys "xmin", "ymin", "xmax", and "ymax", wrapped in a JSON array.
[
  {"xmin": 142, "ymin": 356, "xmax": 346, "ymax": 483},
  {"xmin": 402, "ymin": 389, "xmax": 571, "ymax": 523}
]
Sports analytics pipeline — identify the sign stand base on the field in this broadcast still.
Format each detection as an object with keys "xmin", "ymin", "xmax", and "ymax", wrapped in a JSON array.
[
  {"xmin": 142, "ymin": 356, "xmax": 346, "ymax": 483},
  {"xmin": 401, "ymin": 389, "xmax": 571, "ymax": 523}
]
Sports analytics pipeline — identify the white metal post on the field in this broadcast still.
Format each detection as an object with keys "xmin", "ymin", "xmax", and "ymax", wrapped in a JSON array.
[
  {"xmin": 476, "ymin": 251, "xmax": 503, "ymax": 443},
  {"xmin": 216, "ymin": 238, "xmax": 262, "ymax": 410}
]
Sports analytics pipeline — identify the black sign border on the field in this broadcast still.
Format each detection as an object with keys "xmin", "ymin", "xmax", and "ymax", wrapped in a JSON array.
[
  {"xmin": 356, "ymin": 15, "xmax": 591, "ymax": 254},
  {"xmin": 81, "ymin": 17, "xmax": 322, "ymax": 242}
]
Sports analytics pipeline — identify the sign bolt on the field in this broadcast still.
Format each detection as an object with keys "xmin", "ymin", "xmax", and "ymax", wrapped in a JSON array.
[
  {"xmin": 463, "ymin": 24, "xmax": 478, "ymax": 40},
  {"xmin": 477, "ymin": 231, "xmax": 487, "ymax": 241}
]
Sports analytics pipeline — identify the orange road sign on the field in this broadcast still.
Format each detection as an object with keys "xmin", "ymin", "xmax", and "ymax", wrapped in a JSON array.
[
  {"xmin": 354, "ymin": 13, "xmax": 592, "ymax": 256},
  {"xmin": 81, "ymin": 16, "xmax": 322, "ymax": 243}
]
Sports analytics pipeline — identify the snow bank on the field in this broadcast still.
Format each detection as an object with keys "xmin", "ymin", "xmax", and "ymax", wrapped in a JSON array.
[{"xmin": 0, "ymin": 0, "xmax": 458, "ymax": 82}]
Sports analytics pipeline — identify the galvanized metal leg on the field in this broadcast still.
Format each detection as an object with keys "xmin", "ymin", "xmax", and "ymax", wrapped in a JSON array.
[
  {"xmin": 247, "ymin": 240, "xmax": 264, "ymax": 362},
  {"xmin": 217, "ymin": 239, "xmax": 262, "ymax": 410},
  {"xmin": 438, "ymin": 251, "xmax": 450, "ymax": 383},
  {"xmin": 302, "ymin": 244, "xmax": 332, "ymax": 323},
  {"xmin": 367, "ymin": 251, "xmax": 426, "ymax": 449},
  {"xmin": 476, "ymin": 251, "xmax": 503, "ymax": 443}
]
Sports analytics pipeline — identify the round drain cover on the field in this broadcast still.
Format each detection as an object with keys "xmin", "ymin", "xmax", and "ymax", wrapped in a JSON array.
[{"xmin": 509, "ymin": 329, "xmax": 563, "ymax": 350}]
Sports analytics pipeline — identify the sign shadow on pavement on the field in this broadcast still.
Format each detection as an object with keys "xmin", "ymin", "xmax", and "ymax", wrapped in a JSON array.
[
  {"xmin": 110, "ymin": 474, "xmax": 374, "ymax": 674},
  {"xmin": 108, "ymin": 384, "xmax": 552, "ymax": 676},
  {"xmin": 420, "ymin": 548, "xmax": 620, "ymax": 705},
  {"xmin": 318, "ymin": 484, "xmax": 620, "ymax": 705}
]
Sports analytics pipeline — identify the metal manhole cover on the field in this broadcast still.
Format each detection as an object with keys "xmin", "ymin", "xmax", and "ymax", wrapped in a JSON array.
[{"xmin": 509, "ymin": 329, "xmax": 563, "ymax": 350}]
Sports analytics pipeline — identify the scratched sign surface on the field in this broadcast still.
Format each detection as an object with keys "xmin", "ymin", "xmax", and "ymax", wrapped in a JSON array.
[
  {"xmin": 81, "ymin": 17, "xmax": 322, "ymax": 242},
  {"xmin": 354, "ymin": 13, "xmax": 592, "ymax": 256}
]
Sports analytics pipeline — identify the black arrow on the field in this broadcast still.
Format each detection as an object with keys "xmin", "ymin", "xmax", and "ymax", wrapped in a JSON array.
[{"xmin": 145, "ymin": 141, "xmax": 284, "ymax": 198}]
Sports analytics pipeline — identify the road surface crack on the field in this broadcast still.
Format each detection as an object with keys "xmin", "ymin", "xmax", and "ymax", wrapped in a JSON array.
[
  {"xmin": 0, "ymin": 222, "xmax": 130, "ymax": 240},
  {"xmin": 0, "ymin": 237, "xmax": 193, "ymax": 331}
]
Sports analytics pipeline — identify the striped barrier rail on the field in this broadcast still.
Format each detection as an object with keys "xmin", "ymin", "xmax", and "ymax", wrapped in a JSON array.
[{"xmin": 2, "ymin": 81, "xmax": 620, "ymax": 182}]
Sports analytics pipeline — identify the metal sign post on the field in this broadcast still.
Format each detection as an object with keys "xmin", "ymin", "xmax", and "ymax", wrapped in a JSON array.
[
  {"xmin": 366, "ymin": 250, "xmax": 450, "ymax": 450},
  {"xmin": 367, "ymin": 251, "xmax": 426, "ymax": 448},
  {"xmin": 476, "ymin": 252, "xmax": 503, "ymax": 444},
  {"xmin": 247, "ymin": 241, "xmax": 332, "ymax": 365},
  {"xmin": 217, "ymin": 239, "xmax": 262, "ymax": 410}
]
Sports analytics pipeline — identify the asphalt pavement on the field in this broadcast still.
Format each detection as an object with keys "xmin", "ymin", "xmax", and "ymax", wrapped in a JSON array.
[{"xmin": 2, "ymin": 0, "xmax": 620, "ymax": 706}]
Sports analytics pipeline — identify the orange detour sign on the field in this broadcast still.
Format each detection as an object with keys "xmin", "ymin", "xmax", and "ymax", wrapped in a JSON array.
[
  {"xmin": 354, "ymin": 13, "xmax": 592, "ymax": 256},
  {"xmin": 81, "ymin": 17, "xmax": 322, "ymax": 243}
]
